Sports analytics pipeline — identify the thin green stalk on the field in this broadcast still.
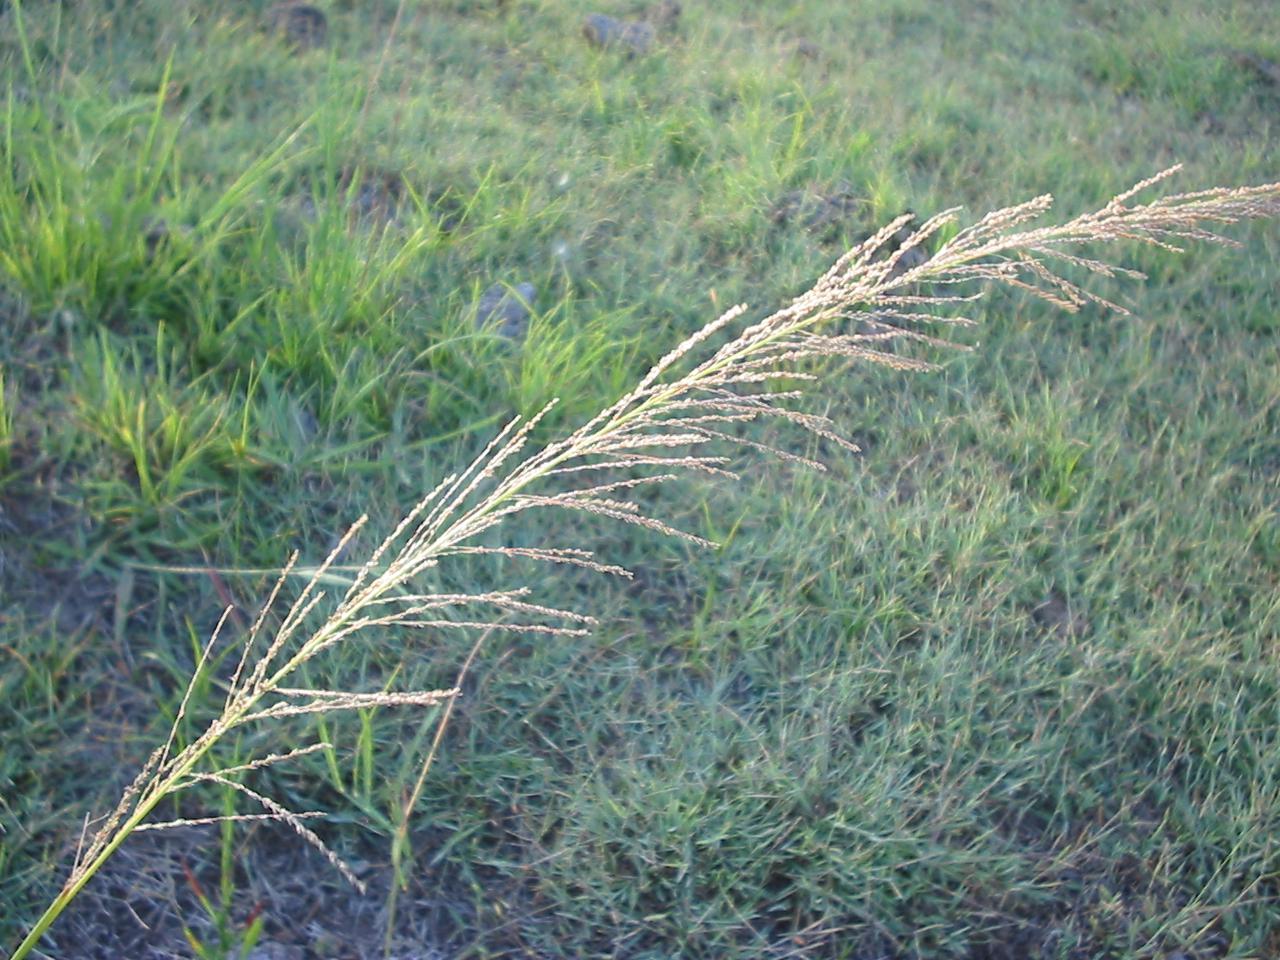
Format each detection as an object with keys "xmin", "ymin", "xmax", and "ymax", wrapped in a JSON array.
[
  {"xmin": 10, "ymin": 748, "xmax": 208, "ymax": 960},
  {"xmin": 10, "ymin": 0, "xmax": 38, "ymax": 89},
  {"xmin": 385, "ymin": 628, "xmax": 491, "ymax": 957}
]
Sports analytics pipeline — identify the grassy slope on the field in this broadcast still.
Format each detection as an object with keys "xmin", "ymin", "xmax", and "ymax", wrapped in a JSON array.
[{"xmin": 1, "ymin": 0, "xmax": 1278, "ymax": 956}]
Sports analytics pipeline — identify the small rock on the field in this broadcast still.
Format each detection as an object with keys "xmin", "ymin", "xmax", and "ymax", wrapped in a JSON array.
[
  {"xmin": 646, "ymin": 0, "xmax": 680, "ymax": 30},
  {"xmin": 476, "ymin": 282, "xmax": 536, "ymax": 340},
  {"xmin": 806, "ymin": 183, "xmax": 861, "ymax": 237},
  {"xmin": 138, "ymin": 216, "xmax": 191, "ymax": 262},
  {"xmin": 353, "ymin": 176, "xmax": 400, "ymax": 225},
  {"xmin": 426, "ymin": 186, "xmax": 467, "ymax": 233},
  {"xmin": 1233, "ymin": 50, "xmax": 1280, "ymax": 87},
  {"xmin": 1032, "ymin": 591, "xmax": 1088, "ymax": 640},
  {"xmin": 893, "ymin": 471, "xmax": 918, "ymax": 504},
  {"xmin": 583, "ymin": 14, "xmax": 655, "ymax": 56},
  {"xmin": 338, "ymin": 168, "xmax": 405, "ymax": 228},
  {"xmin": 793, "ymin": 38, "xmax": 822, "ymax": 60},
  {"xmin": 272, "ymin": 194, "xmax": 317, "ymax": 247},
  {"xmin": 888, "ymin": 243, "xmax": 928, "ymax": 279},
  {"xmin": 267, "ymin": 2, "xmax": 328, "ymax": 51},
  {"xmin": 770, "ymin": 181, "xmax": 862, "ymax": 241},
  {"xmin": 141, "ymin": 216, "xmax": 170, "ymax": 253},
  {"xmin": 769, "ymin": 189, "xmax": 809, "ymax": 226},
  {"xmin": 138, "ymin": 216, "xmax": 173, "ymax": 261},
  {"xmin": 882, "ymin": 214, "xmax": 929, "ymax": 281},
  {"xmin": 845, "ymin": 211, "xmax": 930, "ymax": 281},
  {"xmin": 1198, "ymin": 110, "xmax": 1226, "ymax": 136}
]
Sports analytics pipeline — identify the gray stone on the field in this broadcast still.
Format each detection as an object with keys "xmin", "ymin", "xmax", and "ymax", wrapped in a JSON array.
[
  {"xmin": 583, "ymin": 14, "xmax": 655, "ymax": 56},
  {"xmin": 476, "ymin": 282, "xmax": 536, "ymax": 340},
  {"xmin": 138, "ymin": 216, "xmax": 192, "ymax": 261},
  {"xmin": 140, "ymin": 217, "xmax": 172, "ymax": 260},
  {"xmin": 1234, "ymin": 50, "xmax": 1280, "ymax": 88},
  {"xmin": 267, "ymin": 2, "xmax": 328, "ymax": 51},
  {"xmin": 1032, "ymin": 591, "xmax": 1089, "ymax": 640},
  {"xmin": 647, "ymin": 0, "xmax": 681, "ymax": 30},
  {"xmin": 351, "ymin": 172, "xmax": 402, "ymax": 225},
  {"xmin": 887, "ymin": 242, "xmax": 928, "ymax": 281},
  {"xmin": 793, "ymin": 37, "xmax": 822, "ymax": 60},
  {"xmin": 770, "ymin": 181, "xmax": 862, "ymax": 241}
]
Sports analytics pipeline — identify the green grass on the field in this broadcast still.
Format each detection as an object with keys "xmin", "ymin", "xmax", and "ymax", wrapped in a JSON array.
[{"xmin": 2, "ymin": 0, "xmax": 1278, "ymax": 957}]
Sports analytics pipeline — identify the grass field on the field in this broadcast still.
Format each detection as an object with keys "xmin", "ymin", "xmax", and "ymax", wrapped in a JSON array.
[{"xmin": 2, "ymin": 0, "xmax": 1278, "ymax": 957}]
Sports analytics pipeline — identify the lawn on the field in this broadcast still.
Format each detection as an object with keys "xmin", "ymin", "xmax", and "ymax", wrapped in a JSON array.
[{"xmin": 1, "ymin": 0, "xmax": 1278, "ymax": 957}]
